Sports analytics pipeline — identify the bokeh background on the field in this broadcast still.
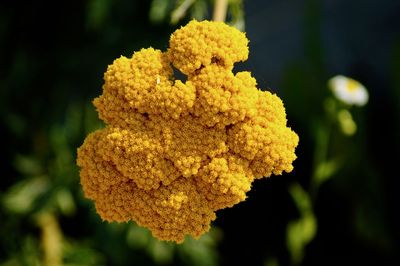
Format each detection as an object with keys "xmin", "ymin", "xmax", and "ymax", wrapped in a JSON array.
[{"xmin": 1, "ymin": 0, "xmax": 399, "ymax": 265}]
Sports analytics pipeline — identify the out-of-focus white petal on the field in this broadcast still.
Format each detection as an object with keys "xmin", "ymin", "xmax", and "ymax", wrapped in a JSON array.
[{"xmin": 328, "ymin": 75, "xmax": 368, "ymax": 106}]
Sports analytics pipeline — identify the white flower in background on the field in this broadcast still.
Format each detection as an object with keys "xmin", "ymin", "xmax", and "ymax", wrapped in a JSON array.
[{"xmin": 328, "ymin": 75, "xmax": 369, "ymax": 106}]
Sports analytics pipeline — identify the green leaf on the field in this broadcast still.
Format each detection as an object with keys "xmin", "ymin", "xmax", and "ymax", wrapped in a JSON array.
[
  {"xmin": 56, "ymin": 189, "xmax": 76, "ymax": 216},
  {"xmin": 177, "ymin": 228, "xmax": 220, "ymax": 266},
  {"xmin": 3, "ymin": 176, "xmax": 49, "ymax": 214},
  {"xmin": 314, "ymin": 158, "xmax": 342, "ymax": 186},
  {"xmin": 287, "ymin": 183, "xmax": 317, "ymax": 265},
  {"xmin": 286, "ymin": 213, "xmax": 317, "ymax": 265},
  {"xmin": 126, "ymin": 224, "xmax": 151, "ymax": 249},
  {"xmin": 288, "ymin": 183, "xmax": 312, "ymax": 214},
  {"xmin": 13, "ymin": 154, "xmax": 42, "ymax": 176},
  {"xmin": 228, "ymin": 0, "xmax": 245, "ymax": 31},
  {"xmin": 337, "ymin": 109, "xmax": 357, "ymax": 136},
  {"xmin": 148, "ymin": 240, "xmax": 174, "ymax": 264}
]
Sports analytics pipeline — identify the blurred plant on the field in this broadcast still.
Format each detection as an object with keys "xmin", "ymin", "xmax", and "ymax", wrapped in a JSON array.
[
  {"xmin": 149, "ymin": 0, "xmax": 244, "ymax": 30},
  {"xmin": 126, "ymin": 225, "xmax": 221, "ymax": 266},
  {"xmin": 0, "ymin": 1, "xmax": 250, "ymax": 265},
  {"xmin": 286, "ymin": 76, "xmax": 369, "ymax": 265},
  {"xmin": 1, "ymin": 103, "xmax": 105, "ymax": 265},
  {"xmin": 1, "ymin": 102, "xmax": 221, "ymax": 266}
]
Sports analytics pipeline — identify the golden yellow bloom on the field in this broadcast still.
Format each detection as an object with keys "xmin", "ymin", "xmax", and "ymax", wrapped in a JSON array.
[
  {"xmin": 77, "ymin": 20, "xmax": 299, "ymax": 243},
  {"xmin": 168, "ymin": 20, "xmax": 249, "ymax": 75}
]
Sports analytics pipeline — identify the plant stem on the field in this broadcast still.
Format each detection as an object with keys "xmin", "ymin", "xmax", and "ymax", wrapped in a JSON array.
[
  {"xmin": 310, "ymin": 121, "xmax": 331, "ymax": 200},
  {"xmin": 37, "ymin": 213, "xmax": 63, "ymax": 266},
  {"xmin": 171, "ymin": 0, "xmax": 195, "ymax": 24},
  {"xmin": 212, "ymin": 0, "xmax": 228, "ymax": 22}
]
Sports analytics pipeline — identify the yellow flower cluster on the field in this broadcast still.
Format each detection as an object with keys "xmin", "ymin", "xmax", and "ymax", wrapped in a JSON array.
[
  {"xmin": 77, "ymin": 20, "xmax": 299, "ymax": 243},
  {"xmin": 168, "ymin": 20, "xmax": 249, "ymax": 75}
]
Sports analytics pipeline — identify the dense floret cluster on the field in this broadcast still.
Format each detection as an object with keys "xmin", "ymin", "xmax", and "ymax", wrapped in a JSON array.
[{"xmin": 77, "ymin": 20, "xmax": 298, "ymax": 243}]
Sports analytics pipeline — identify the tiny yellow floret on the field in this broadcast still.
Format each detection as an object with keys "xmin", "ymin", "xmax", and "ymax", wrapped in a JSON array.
[{"xmin": 77, "ymin": 20, "xmax": 298, "ymax": 243}]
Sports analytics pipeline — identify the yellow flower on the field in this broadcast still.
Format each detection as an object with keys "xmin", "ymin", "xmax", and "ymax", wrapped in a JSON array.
[
  {"xmin": 328, "ymin": 75, "xmax": 368, "ymax": 106},
  {"xmin": 77, "ymin": 20, "xmax": 298, "ymax": 243}
]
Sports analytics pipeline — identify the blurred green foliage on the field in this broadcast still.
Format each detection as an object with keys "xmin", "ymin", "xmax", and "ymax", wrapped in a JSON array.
[
  {"xmin": 149, "ymin": 0, "xmax": 244, "ymax": 30},
  {"xmin": 1, "ymin": 101, "xmax": 221, "ymax": 266},
  {"xmin": 1, "ymin": 0, "xmax": 399, "ymax": 266}
]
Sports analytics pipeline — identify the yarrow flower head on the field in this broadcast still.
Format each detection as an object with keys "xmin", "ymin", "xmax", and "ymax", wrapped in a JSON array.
[
  {"xmin": 77, "ymin": 20, "xmax": 299, "ymax": 243},
  {"xmin": 328, "ymin": 75, "xmax": 368, "ymax": 106}
]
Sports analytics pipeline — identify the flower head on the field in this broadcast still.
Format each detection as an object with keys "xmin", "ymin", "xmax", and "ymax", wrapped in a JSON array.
[
  {"xmin": 328, "ymin": 75, "xmax": 368, "ymax": 106},
  {"xmin": 77, "ymin": 20, "xmax": 299, "ymax": 243}
]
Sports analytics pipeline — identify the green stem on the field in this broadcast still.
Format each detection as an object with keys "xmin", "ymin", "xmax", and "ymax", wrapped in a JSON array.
[
  {"xmin": 212, "ymin": 0, "xmax": 228, "ymax": 22},
  {"xmin": 310, "ymin": 122, "xmax": 330, "ymax": 199},
  {"xmin": 170, "ymin": 0, "xmax": 196, "ymax": 24},
  {"xmin": 310, "ymin": 99, "xmax": 336, "ymax": 201},
  {"xmin": 37, "ymin": 212, "xmax": 63, "ymax": 266}
]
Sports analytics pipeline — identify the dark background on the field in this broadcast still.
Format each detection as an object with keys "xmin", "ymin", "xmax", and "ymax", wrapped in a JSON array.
[{"xmin": 1, "ymin": 0, "xmax": 399, "ymax": 265}]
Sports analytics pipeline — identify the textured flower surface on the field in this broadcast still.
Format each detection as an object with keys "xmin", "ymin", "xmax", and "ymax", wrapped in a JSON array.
[
  {"xmin": 77, "ymin": 20, "xmax": 299, "ymax": 243},
  {"xmin": 328, "ymin": 75, "xmax": 369, "ymax": 106}
]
